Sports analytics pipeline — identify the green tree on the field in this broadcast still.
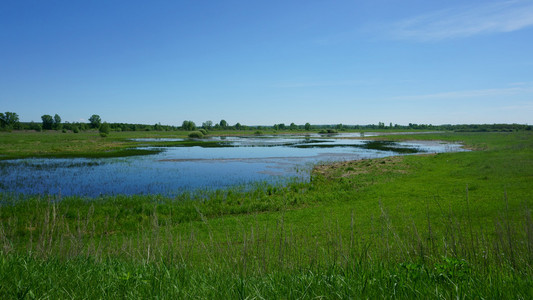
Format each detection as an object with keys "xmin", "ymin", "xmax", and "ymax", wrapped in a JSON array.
[
  {"xmin": 235, "ymin": 122, "xmax": 242, "ymax": 130},
  {"xmin": 53, "ymin": 114, "xmax": 62, "ymax": 130},
  {"xmin": 0, "ymin": 112, "xmax": 20, "ymax": 129},
  {"xmin": 289, "ymin": 123, "xmax": 297, "ymax": 130},
  {"xmin": 219, "ymin": 119, "xmax": 227, "ymax": 128},
  {"xmin": 41, "ymin": 114, "xmax": 54, "ymax": 130},
  {"xmin": 304, "ymin": 122, "xmax": 311, "ymax": 131},
  {"xmin": 182, "ymin": 120, "xmax": 196, "ymax": 131},
  {"xmin": 202, "ymin": 120, "xmax": 213, "ymax": 129},
  {"xmin": 89, "ymin": 114, "xmax": 101, "ymax": 129}
]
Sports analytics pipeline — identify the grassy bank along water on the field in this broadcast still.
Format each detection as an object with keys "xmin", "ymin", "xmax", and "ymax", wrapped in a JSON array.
[
  {"xmin": 0, "ymin": 129, "xmax": 446, "ymax": 160},
  {"xmin": 0, "ymin": 131, "xmax": 532, "ymax": 298},
  {"xmin": 0, "ymin": 130, "xmax": 241, "ymax": 160}
]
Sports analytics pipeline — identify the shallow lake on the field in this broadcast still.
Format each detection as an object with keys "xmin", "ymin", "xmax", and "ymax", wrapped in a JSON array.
[{"xmin": 0, "ymin": 135, "xmax": 466, "ymax": 197}]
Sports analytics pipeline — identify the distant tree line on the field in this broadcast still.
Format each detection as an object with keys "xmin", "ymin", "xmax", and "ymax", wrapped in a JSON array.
[
  {"xmin": 348, "ymin": 123, "xmax": 532, "ymax": 132},
  {"xmin": 1, "ymin": 111, "xmax": 531, "ymax": 133}
]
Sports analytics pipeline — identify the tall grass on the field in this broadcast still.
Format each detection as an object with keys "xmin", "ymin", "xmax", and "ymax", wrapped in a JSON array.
[
  {"xmin": 0, "ymin": 188, "xmax": 531, "ymax": 298},
  {"xmin": 1, "ymin": 131, "xmax": 532, "ymax": 298}
]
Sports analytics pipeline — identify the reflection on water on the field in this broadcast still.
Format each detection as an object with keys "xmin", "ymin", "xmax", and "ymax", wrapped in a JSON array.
[{"xmin": 0, "ymin": 135, "xmax": 466, "ymax": 197}]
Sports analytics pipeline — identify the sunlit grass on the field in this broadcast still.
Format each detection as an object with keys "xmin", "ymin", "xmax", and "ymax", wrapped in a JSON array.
[
  {"xmin": 0, "ymin": 131, "xmax": 532, "ymax": 298},
  {"xmin": 0, "ymin": 129, "xmax": 446, "ymax": 160}
]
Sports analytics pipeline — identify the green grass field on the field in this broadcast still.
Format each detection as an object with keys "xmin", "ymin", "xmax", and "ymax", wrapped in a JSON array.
[
  {"xmin": 0, "ymin": 128, "xmax": 439, "ymax": 160},
  {"xmin": 1, "ymin": 131, "xmax": 532, "ymax": 298}
]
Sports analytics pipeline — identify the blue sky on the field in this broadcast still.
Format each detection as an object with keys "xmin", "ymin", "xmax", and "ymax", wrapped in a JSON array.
[{"xmin": 1, "ymin": 0, "xmax": 532, "ymax": 126}]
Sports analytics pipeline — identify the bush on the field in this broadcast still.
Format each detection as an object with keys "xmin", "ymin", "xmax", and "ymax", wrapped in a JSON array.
[
  {"xmin": 199, "ymin": 129, "xmax": 207, "ymax": 135},
  {"xmin": 188, "ymin": 131, "xmax": 204, "ymax": 138},
  {"xmin": 319, "ymin": 129, "xmax": 338, "ymax": 134},
  {"xmin": 72, "ymin": 126, "xmax": 79, "ymax": 133},
  {"xmin": 98, "ymin": 122, "xmax": 109, "ymax": 136},
  {"xmin": 29, "ymin": 122, "xmax": 42, "ymax": 132},
  {"xmin": 254, "ymin": 131, "xmax": 263, "ymax": 135},
  {"xmin": 99, "ymin": 122, "xmax": 110, "ymax": 137}
]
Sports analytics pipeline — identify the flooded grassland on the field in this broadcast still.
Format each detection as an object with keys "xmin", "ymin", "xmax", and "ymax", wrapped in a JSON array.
[{"xmin": 0, "ymin": 134, "xmax": 465, "ymax": 197}]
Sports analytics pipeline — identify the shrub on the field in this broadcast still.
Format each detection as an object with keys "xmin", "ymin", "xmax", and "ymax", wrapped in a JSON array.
[
  {"xmin": 72, "ymin": 126, "xmax": 79, "ymax": 133},
  {"xmin": 99, "ymin": 122, "xmax": 110, "ymax": 137},
  {"xmin": 319, "ymin": 129, "xmax": 338, "ymax": 134},
  {"xmin": 188, "ymin": 131, "xmax": 204, "ymax": 138},
  {"xmin": 199, "ymin": 129, "xmax": 207, "ymax": 135},
  {"xmin": 29, "ymin": 122, "xmax": 42, "ymax": 132}
]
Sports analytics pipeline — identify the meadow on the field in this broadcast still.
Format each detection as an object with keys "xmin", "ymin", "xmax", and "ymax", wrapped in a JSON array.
[
  {"xmin": 0, "ymin": 130, "xmax": 532, "ymax": 298},
  {"xmin": 0, "ymin": 128, "xmax": 440, "ymax": 160}
]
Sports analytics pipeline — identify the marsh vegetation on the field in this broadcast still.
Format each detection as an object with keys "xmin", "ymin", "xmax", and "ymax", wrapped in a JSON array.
[
  {"xmin": 0, "ymin": 130, "xmax": 532, "ymax": 298},
  {"xmin": 0, "ymin": 135, "xmax": 463, "ymax": 197}
]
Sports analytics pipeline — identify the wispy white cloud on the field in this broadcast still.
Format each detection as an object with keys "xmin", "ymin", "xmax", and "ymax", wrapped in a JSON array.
[
  {"xmin": 389, "ymin": 0, "xmax": 533, "ymax": 41},
  {"xmin": 390, "ymin": 84, "xmax": 533, "ymax": 101}
]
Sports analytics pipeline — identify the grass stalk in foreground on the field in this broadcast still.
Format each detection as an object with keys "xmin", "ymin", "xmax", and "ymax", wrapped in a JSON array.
[
  {"xmin": 0, "ymin": 131, "xmax": 532, "ymax": 298},
  {"xmin": 0, "ymin": 192, "xmax": 531, "ymax": 298}
]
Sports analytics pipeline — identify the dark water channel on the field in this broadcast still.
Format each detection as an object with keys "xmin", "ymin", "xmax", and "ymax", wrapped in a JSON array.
[{"xmin": 0, "ymin": 135, "xmax": 466, "ymax": 197}]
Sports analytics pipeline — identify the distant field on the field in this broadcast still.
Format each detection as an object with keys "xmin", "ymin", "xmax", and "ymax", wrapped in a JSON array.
[
  {"xmin": 0, "ymin": 128, "xmax": 443, "ymax": 160},
  {"xmin": 0, "ymin": 131, "xmax": 532, "ymax": 298}
]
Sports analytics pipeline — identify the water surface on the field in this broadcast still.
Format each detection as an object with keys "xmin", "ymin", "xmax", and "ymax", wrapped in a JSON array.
[{"xmin": 0, "ymin": 135, "xmax": 465, "ymax": 197}]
